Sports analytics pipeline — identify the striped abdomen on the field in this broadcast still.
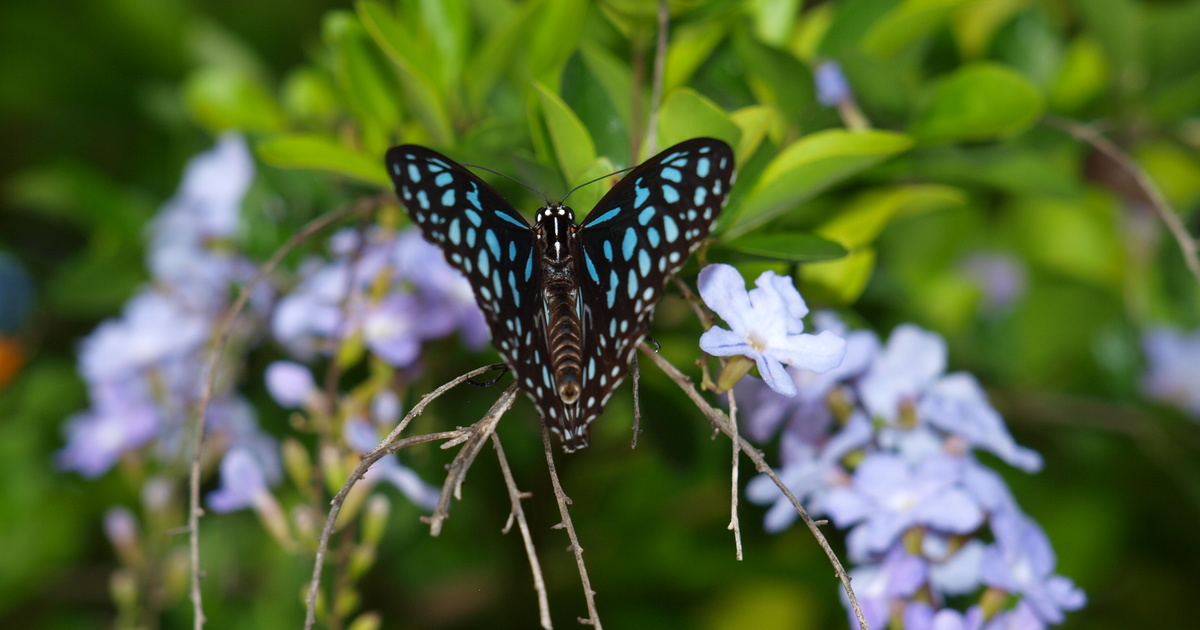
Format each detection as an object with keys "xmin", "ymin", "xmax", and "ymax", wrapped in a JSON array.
[{"xmin": 536, "ymin": 204, "xmax": 584, "ymax": 404}]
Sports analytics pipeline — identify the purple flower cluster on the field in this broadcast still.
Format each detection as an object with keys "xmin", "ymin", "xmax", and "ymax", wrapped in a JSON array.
[
  {"xmin": 59, "ymin": 135, "xmax": 278, "ymax": 481},
  {"xmin": 272, "ymin": 227, "xmax": 487, "ymax": 366},
  {"xmin": 701, "ymin": 266, "xmax": 1084, "ymax": 628}
]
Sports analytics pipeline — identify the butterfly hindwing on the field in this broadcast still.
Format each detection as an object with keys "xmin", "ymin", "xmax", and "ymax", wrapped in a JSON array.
[{"xmin": 572, "ymin": 138, "xmax": 736, "ymax": 435}]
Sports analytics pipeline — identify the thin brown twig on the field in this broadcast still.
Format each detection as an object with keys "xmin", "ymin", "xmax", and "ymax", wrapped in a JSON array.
[
  {"xmin": 424, "ymin": 383, "xmax": 520, "ymax": 536},
  {"xmin": 726, "ymin": 390, "xmax": 743, "ymax": 560},
  {"xmin": 1044, "ymin": 114, "xmax": 1200, "ymax": 286},
  {"xmin": 303, "ymin": 430, "xmax": 463, "ymax": 630},
  {"xmin": 188, "ymin": 195, "xmax": 383, "ymax": 630},
  {"xmin": 670, "ymin": 274, "xmax": 713, "ymax": 328},
  {"xmin": 541, "ymin": 424, "xmax": 603, "ymax": 629},
  {"xmin": 492, "ymin": 433, "xmax": 553, "ymax": 629},
  {"xmin": 630, "ymin": 356, "xmax": 642, "ymax": 449},
  {"xmin": 639, "ymin": 343, "xmax": 870, "ymax": 630},
  {"xmin": 375, "ymin": 363, "xmax": 507, "ymax": 452}
]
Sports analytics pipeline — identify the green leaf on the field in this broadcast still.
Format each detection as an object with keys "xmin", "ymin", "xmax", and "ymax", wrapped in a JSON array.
[
  {"xmin": 324, "ymin": 11, "xmax": 400, "ymax": 131},
  {"xmin": 256, "ymin": 134, "xmax": 388, "ymax": 187},
  {"xmin": 356, "ymin": 1, "xmax": 453, "ymax": 144},
  {"xmin": 817, "ymin": 184, "xmax": 965, "ymax": 248},
  {"xmin": 861, "ymin": 0, "xmax": 970, "ymax": 59},
  {"xmin": 656, "ymin": 89, "xmax": 741, "ymax": 155},
  {"xmin": 281, "ymin": 68, "xmax": 339, "ymax": 126},
  {"xmin": 910, "ymin": 62, "xmax": 1043, "ymax": 144},
  {"xmin": 526, "ymin": 0, "xmax": 588, "ymax": 83},
  {"xmin": 800, "ymin": 246, "xmax": 876, "ymax": 305},
  {"xmin": 732, "ymin": 28, "xmax": 817, "ymax": 131},
  {"xmin": 951, "ymin": 0, "xmax": 1030, "ymax": 59},
  {"xmin": 581, "ymin": 44, "xmax": 635, "ymax": 131},
  {"xmin": 723, "ymin": 129, "xmax": 913, "ymax": 238},
  {"xmin": 465, "ymin": 1, "xmax": 534, "ymax": 113},
  {"xmin": 183, "ymin": 66, "xmax": 284, "ymax": 133},
  {"xmin": 729, "ymin": 105, "xmax": 777, "ymax": 163},
  {"xmin": 664, "ymin": 19, "xmax": 730, "ymax": 92},
  {"xmin": 1049, "ymin": 35, "xmax": 1109, "ymax": 112},
  {"xmin": 416, "ymin": 0, "xmax": 469, "ymax": 96},
  {"xmin": 534, "ymin": 82, "xmax": 596, "ymax": 182},
  {"xmin": 749, "ymin": 0, "xmax": 801, "ymax": 46},
  {"xmin": 720, "ymin": 232, "xmax": 847, "ymax": 263}
]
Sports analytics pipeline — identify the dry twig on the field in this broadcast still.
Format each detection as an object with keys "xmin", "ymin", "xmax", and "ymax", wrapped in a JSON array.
[
  {"xmin": 639, "ymin": 343, "xmax": 870, "ymax": 630},
  {"xmin": 492, "ymin": 433, "xmax": 553, "ymax": 629},
  {"xmin": 189, "ymin": 195, "xmax": 383, "ymax": 630},
  {"xmin": 541, "ymin": 425, "xmax": 604, "ymax": 629}
]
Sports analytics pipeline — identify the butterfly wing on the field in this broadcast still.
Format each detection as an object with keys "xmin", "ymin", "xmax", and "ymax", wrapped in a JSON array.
[
  {"xmin": 385, "ymin": 146, "xmax": 557, "ymax": 428},
  {"xmin": 570, "ymin": 138, "xmax": 736, "ymax": 442}
]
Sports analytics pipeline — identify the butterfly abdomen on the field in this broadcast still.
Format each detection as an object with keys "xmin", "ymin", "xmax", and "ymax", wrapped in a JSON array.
[{"xmin": 537, "ymin": 204, "xmax": 585, "ymax": 405}]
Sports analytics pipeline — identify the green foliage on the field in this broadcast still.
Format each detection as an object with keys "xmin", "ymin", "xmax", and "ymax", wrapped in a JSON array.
[{"xmin": 4, "ymin": 0, "xmax": 1200, "ymax": 629}]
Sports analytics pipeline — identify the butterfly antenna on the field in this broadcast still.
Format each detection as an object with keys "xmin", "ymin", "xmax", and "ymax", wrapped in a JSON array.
[
  {"xmin": 462, "ymin": 163, "xmax": 552, "ymax": 206},
  {"xmin": 561, "ymin": 165, "xmax": 637, "ymax": 204}
]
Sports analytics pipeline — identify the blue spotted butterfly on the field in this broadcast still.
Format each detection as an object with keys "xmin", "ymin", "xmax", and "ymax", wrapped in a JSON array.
[{"xmin": 385, "ymin": 138, "xmax": 735, "ymax": 451}]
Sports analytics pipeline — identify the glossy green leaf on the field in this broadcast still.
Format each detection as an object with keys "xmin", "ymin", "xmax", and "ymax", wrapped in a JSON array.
[
  {"xmin": 257, "ymin": 134, "xmax": 388, "ymax": 187},
  {"xmin": 281, "ymin": 68, "xmax": 339, "ymax": 125},
  {"xmin": 534, "ymin": 82, "xmax": 596, "ymax": 182},
  {"xmin": 911, "ymin": 62, "xmax": 1043, "ymax": 144},
  {"xmin": 1010, "ymin": 192, "xmax": 1124, "ymax": 287},
  {"xmin": 664, "ymin": 19, "xmax": 730, "ymax": 92},
  {"xmin": 416, "ymin": 0, "xmax": 469, "ymax": 94},
  {"xmin": 861, "ymin": 0, "xmax": 970, "ymax": 59},
  {"xmin": 818, "ymin": 184, "xmax": 965, "ymax": 248},
  {"xmin": 730, "ymin": 105, "xmax": 777, "ymax": 163},
  {"xmin": 581, "ymin": 44, "xmax": 635, "ymax": 131},
  {"xmin": 724, "ymin": 129, "xmax": 913, "ymax": 238},
  {"xmin": 951, "ymin": 0, "xmax": 1030, "ymax": 59},
  {"xmin": 465, "ymin": 2, "xmax": 532, "ymax": 113},
  {"xmin": 1049, "ymin": 35, "xmax": 1109, "ymax": 112},
  {"xmin": 356, "ymin": 1, "xmax": 453, "ymax": 144},
  {"xmin": 800, "ymin": 246, "xmax": 876, "ymax": 305},
  {"xmin": 183, "ymin": 66, "xmax": 284, "ymax": 133},
  {"xmin": 656, "ymin": 89, "xmax": 741, "ymax": 156},
  {"xmin": 721, "ymin": 232, "xmax": 847, "ymax": 263},
  {"xmin": 325, "ymin": 11, "xmax": 400, "ymax": 131},
  {"xmin": 750, "ymin": 0, "xmax": 801, "ymax": 46},
  {"xmin": 733, "ymin": 28, "xmax": 816, "ymax": 130},
  {"xmin": 526, "ymin": 0, "xmax": 588, "ymax": 83}
]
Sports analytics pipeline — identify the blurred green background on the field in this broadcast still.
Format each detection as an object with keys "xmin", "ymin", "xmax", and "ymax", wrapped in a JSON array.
[{"xmin": 2, "ymin": 0, "xmax": 1200, "ymax": 629}]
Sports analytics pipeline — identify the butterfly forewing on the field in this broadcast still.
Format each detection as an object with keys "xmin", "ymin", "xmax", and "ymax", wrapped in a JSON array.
[
  {"xmin": 570, "ymin": 139, "xmax": 736, "ymax": 436},
  {"xmin": 385, "ymin": 139, "xmax": 735, "ymax": 452},
  {"xmin": 385, "ymin": 146, "xmax": 558, "ymax": 424}
]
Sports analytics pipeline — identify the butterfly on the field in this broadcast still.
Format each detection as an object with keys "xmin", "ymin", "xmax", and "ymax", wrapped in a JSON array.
[{"xmin": 385, "ymin": 138, "xmax": 735, "ymax": 451}]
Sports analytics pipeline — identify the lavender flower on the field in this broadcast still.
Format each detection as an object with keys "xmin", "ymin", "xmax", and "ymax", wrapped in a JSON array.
[
  {"xmin": 1141, "ymin": 326, "xmax": 1200, "ymax": 418},
  {"xmin": 699, "ymin": 264, "xmax": 847, "ymax": 397},
  {"xmin": 734, "ymin": 317, "xmax": 1081, "ymax": 627},
  {"xmin": 960, "ymin": 253, "xmax": 1027, "ymax": 313},
  {"xmin": 61, "ymin": 135, "xmax": 273, "ymax": 478},
  {"xmin": 815, "ymin": 60, "xmax": 852, "ymax": 106},
  {"xmin": 823, "ymin": 452, "xmax": 985, "ymax": 561},
  {"xmin": 265, "ymin": 361, "xmax": 317, "ymax": 408},
  {"xmin": 271, "ymin": 226, "xmax": 488, "ymax": 367},
  {"xmin": 860, "ymin": 324, "xmax": 1041, "ymax": 472},
  {"xmin": 981, "ymin": 510, "xmax": 1086, "ymax": 625}
]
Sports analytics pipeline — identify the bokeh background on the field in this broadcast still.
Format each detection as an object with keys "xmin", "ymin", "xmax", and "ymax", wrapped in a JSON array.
[{"xmin": 2, "ymin": 0, "xmax": 1199, "ymax": 628}]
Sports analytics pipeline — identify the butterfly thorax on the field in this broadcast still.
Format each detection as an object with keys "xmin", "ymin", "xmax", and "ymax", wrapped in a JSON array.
[{"xmin": 535, "ymin": 204, "xmax": 584, "ymax": 404}]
